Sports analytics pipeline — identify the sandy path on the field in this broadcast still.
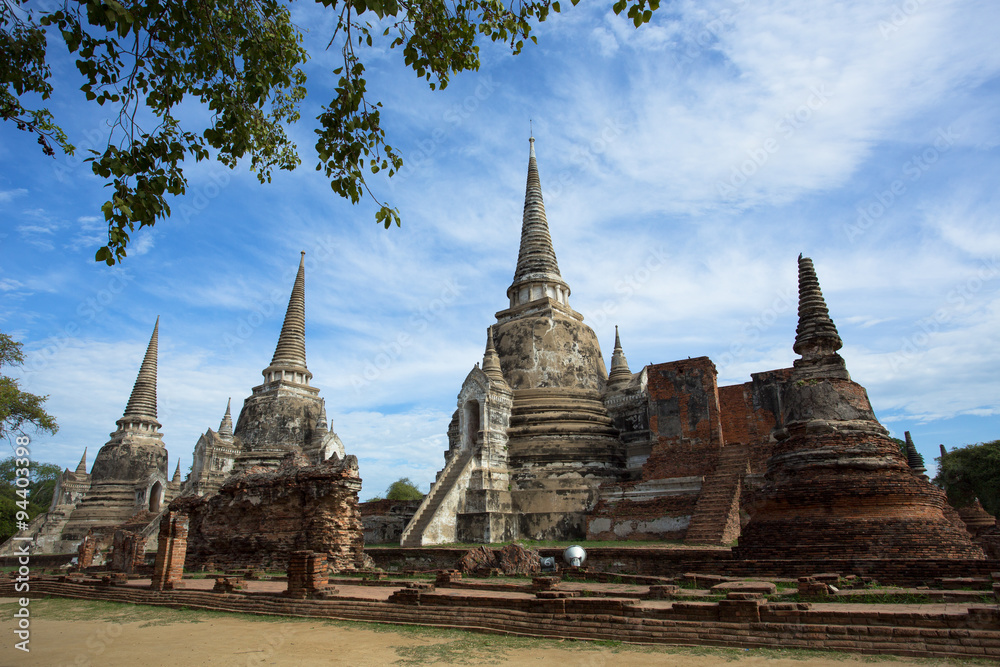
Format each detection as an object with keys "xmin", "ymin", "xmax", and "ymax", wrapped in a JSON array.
[{"xmin": 0, "ymin": 598, "xmax": 957, "ymax": 667}]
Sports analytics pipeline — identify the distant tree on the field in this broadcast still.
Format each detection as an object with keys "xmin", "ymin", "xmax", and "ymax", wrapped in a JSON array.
[
  {"xmin": 0, "ymin": 456, "xmax": 63, "ymax": 542},
  {"xmin": 934, "ymin": 440, "xmax": 1000, "ymax": 518},
  {"xmin": 385, "ymin": 477, "xmax": 423, "ymax": 501},
  {"xmin": 0, "ymin": 331, "xmax": 58, "ymax": 441},
  {"xmin": 1, "ymin": 0, "xmax": 661, "ymax": 265}
]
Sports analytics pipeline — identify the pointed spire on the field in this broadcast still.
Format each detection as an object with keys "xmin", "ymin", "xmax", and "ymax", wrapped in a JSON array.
[
  {"xmin": 607, "ymin": 325, "xmax": 633, "ymax": 386},
  {"xmin": 75, "ymin": 448, "xmax": 88, "ymax": 475},
  {"xmin": 506, "ymin": 137, "xmax": 571, "ymax": 307},
  {"xmin": 792, "ymin": 256, "xmax": 849, "ymax": 379},
  {"xmin": 263, "ymin": 252, "xmax": 312, "ymax": 385},
  {"xmin": 482, "ymin": 326, "xmax": 507, "ymax": 386},
  {"xmin": 315, "ymin": 403, "xmax": 329, "ymax": 434},
  {"xmin": 122, "ymin": 318, "xmax": 159, "ymax": 421},
  {"xmin": 218, "ymin": 398, "xmax": 233, "ymax": 439},
  {"xmin": 904, "ymin": 431, "xmax": 927, "ymax": 477},
  {"xmin": 172, "ymin": 460, "xmax": 182, "ymax": 483}
]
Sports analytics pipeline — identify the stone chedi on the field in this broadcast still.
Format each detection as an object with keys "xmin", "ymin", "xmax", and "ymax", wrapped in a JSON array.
[
  {"xmin": 231, "ymin": 252, "xmax": 344, "ymax": 472},
  {"xmin": 183, "ymin": 399, "xmax": 240, "ymax": 497},
  {"xmin": 735, "ymin": 256, "xmax": 984, "ymax": 559},
  {"xmin": 58, "ymin": 319, "xmax": 181, "ymax": 546},
  {"xmin": 171, "ymin": 252, "xmax": 363, "ymax": 572},
  {"xmin": 402, "ymin": 139, "xmax": 629, "ymax": 545}
]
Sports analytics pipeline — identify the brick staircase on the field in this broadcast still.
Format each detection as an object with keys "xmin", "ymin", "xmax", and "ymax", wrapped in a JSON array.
[
  {"xmin": 684, "ymin": 445, "xmax": 749, "ymax": 545},
  {"xmin": 400, "ymin": 448, "xmax": 473, "ymax": 547}
]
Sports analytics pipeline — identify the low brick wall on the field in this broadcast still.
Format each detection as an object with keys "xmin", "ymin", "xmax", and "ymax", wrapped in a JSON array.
[
  {"xmin": 366, "ymin": 547, "xmax": 1000, "ymax": 586},
  {"xmin": 5, "ymin": 579, "xmax": 998, "ymax": 660}
]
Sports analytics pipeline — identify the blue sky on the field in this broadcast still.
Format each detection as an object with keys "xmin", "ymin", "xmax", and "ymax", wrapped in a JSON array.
[{"xmin": 2, "ymin": 0, "xmax": 998, "ymax": 499}]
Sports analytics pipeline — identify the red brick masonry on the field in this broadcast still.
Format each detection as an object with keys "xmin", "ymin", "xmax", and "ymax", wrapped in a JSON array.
[{"xmin": 6, "ymin": 578, "xmax": 998, "ymax": 660}]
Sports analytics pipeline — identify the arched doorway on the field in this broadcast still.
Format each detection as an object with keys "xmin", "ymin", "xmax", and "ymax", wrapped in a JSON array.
[
  {"xmin": 463, "ymin": 400, "xmax": 480, "ymax": 449},
  {"xmin": 148, "ymin": 481, "xmax": 163, "ymax": 512}
]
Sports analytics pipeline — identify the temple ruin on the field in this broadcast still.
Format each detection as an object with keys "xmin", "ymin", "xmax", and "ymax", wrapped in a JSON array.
[
  {"xmin": 398, "ymin": 139, "xmax": 995, "ymax": 556},
  {"xmin": 169, "ymin": 251, "xmax": 364, "ymax": 571},
  {"xmin": 7, "ymin": 319, "xmax": 183, "ymax": 557},
  {"xmin": 2, "ymin": 138, "xmax": 993, "ymax": 574}
]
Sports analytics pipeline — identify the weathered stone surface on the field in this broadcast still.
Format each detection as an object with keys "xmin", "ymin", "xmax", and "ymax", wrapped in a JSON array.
[
  {"xmin": 458, "ymin": 544, "xmax": 541, "ymax": 575},
  {"xmin": 736, "ymin": 257, "xmax": 984, "ymax": 560},
  {"xmin": 360, "ymin": 499, "xmax": 420, "ymax": 545},
  {"xmin": 173, "ymin": 453, "xmax": 365, "ymax": 572}
]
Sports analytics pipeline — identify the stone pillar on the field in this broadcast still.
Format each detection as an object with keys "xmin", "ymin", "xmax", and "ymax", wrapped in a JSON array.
[
  {"xmin": 111, "ymin": 529, "xmax": 147, "ymax": 574},
  {"xmin": 286, "ymin": 550, "xmax": 333, "ymax": 599},
  {"xmin": 151, "ymin": 511, "xmax": 188, "ymax": 591},
  {"xmin": 77, "ymin": 532, "xmax": 97, "ymax": 569}
]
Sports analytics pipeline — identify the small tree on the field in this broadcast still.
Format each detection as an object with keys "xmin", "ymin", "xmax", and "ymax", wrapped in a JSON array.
[
  {"xmin": 385, "ymin": 477, "xmax": 424, "ymax": 501},
  {"xmin": 0, "ymin": 457, "xmax": 63, "ymax": 542},
  {"xmin": 935, "ymin": 440, "xmax": 1000, "ymax": 518},
  {"xmin": 0, "ymin": 331, "xmax": 58, "ymax": 441}
]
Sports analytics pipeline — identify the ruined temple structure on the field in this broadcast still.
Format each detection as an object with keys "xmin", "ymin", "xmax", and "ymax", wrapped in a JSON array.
[
  {"xmin": 169, "ymin": 252, "xmax": 364, "ymax": 571},
  {"xmin": 8, "ymin": 320, "xmax": 183, "ymax": 556},
  {"xmin": 182, "ymin": 399, "xmax": 240, "ymax": 497},
  {"xmin": 229, "ymin": 252, "xmax": 345, "ymax": 473},
  {"xmin": 401, "ymin": 139, "xmax": 631, "ymax": 545},
  {"xmin": 397, "ymin": 139, "xmax": 991, "ymax": 555},
  {"xmin": 733, "ymin": 256, "xmax": 984, "ymax": 559}
]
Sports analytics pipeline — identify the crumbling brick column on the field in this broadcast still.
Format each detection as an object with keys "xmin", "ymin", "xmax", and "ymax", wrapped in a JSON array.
[
  {"xmin": 151, "ymin": 511, "xmax": 188, "ymax": 591},
  {"xmin": 110, "ymin": 529, "xmax": 147, "ymax": 574},
  {"xmin": 77, "ymin": 532, "xmax": 97, "ymax": 569},
  {"xmin": 286, "ymin": 550, "xmax": 333, "ymax": 599}
]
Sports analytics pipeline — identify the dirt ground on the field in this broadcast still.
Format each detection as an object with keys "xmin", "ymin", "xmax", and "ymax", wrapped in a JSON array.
[{"xmin": 0, "ymin": 597, "xmax": 972, "ymax": 667}]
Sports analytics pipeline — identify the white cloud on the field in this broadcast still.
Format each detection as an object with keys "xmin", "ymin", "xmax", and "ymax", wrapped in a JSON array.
[{"xmin": 0, "ymin": 188, "xmax": 28, "ymax": 203}]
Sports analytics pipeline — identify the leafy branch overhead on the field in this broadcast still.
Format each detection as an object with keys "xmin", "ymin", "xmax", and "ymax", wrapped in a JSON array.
[{"xmin": 1, "ymin": 0, "xmax": 659, "ymax": 265}]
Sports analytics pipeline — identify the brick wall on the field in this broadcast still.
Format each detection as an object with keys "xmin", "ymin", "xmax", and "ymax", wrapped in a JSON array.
[
  {"xmin": 641, "ymin": 358, "xmax": 724, "ymax": 481},
  {"xmin": 717, "ymin": 368, "xmax": 790, "ymax": 473},
  {"xmin": 174, "ymin": 455, "xmax": 366, "ymax": 572}
]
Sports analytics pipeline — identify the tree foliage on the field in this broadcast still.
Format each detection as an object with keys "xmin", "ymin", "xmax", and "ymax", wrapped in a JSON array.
[
  {"xmin": 0, "ymin": 331, "xmax": 58, "ymax": 441},
  {"xmin": 385, "ymin": 476, "xmax": 423, "ymax": 500},
  {"xmin": 1, "ymin": 0, "xmax": 660, "ymax": 264},
  {"xmin": 934, "ymin": 440, "xmax": 1000, "ymax": 518},
  {"xmin": 0, "ymin": 456, "xmax": 63, "ymax": 543}
]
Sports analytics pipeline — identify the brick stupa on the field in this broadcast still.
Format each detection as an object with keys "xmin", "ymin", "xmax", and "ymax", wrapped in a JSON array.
[{"xmin": 736, "ymin": 256, "xmax": 984, "ymax": 559}]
